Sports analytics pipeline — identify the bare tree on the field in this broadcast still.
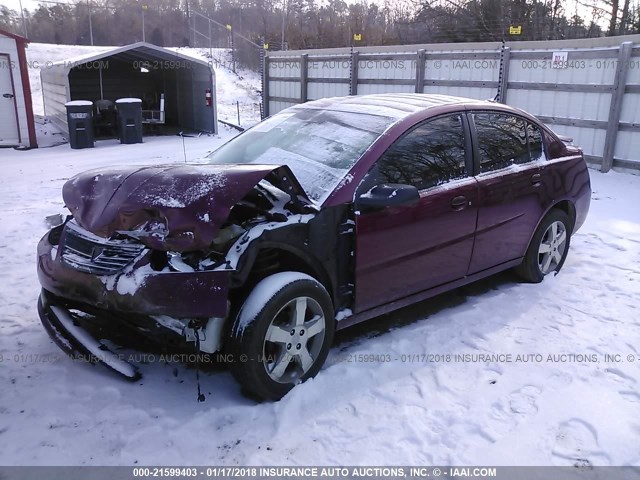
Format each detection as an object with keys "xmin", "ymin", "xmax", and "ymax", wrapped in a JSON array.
[
  {"xmin": 608, "ymin": 0, "xmax": 620, "ymax": 34},
  {"xmin": 619, "ymin": 0, "xmax": 631, "ymax": 33}
]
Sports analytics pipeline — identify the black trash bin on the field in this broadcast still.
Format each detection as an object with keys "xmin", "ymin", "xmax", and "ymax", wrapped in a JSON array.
[
  {"xmin": 115, "ymin": 98, "xmax": 143, "ymax": 144},
  {"xmin": 65, "ymin": 100, "xmax": 94, "ymax": 149}
]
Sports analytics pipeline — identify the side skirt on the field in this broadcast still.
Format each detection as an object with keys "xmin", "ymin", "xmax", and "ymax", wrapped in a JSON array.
[{"xmin": 337, "ymin": 258, "xmax": 523, "ymax": 331}]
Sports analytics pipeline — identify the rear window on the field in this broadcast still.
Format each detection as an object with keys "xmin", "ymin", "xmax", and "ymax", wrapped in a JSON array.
[
  {"xmin": 473, "ymin": 112, "xmax": 547, "ymax": 172},
  {"xmin": 474, "ymin": 113, "xmax": 529, "ymax": 173},
  {"xmin": 207, "ymin": 108, "xmax": 394, "ymax": 203}
]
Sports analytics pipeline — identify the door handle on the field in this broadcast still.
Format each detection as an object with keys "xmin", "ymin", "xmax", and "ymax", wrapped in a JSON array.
[
  {"xmin": 451, "ymin": 195, "xmax": 468, "ymax": 211},
  {"xmin": 2, "ymin": 93, "xmax": 14, "ymax": 99},
  {"xmin": 531, "ymin": 173, "xmax": 542, "ymax": 186}
]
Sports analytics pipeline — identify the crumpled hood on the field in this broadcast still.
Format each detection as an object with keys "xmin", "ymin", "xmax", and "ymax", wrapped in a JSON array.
[{"xmin": 62, "ymin": 163, "xmax": 309, "ymax": 251}]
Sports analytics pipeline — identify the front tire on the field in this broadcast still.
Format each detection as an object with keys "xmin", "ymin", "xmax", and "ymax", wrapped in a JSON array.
[
  {"xmin": 227, "ymin": 272, "xmax": 335, "ymax": 401},
  {"xmin": 516, "ymin": 208, "xmax": 571, "ymax": 283}
]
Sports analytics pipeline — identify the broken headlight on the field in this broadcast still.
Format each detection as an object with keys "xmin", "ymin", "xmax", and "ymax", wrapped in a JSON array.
[
  {"xmin": 164, "ymin": 224, "xmax": 246, "ymax": 272},
  {"xmin": 165, "ymin": 251, "xmax": 220, "ymax": 272}
]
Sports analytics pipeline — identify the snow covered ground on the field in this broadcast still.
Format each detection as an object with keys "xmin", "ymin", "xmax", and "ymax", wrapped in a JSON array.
[{"xmin": 0, "ymin": 133, "xmax": 639, "ymax": 466}]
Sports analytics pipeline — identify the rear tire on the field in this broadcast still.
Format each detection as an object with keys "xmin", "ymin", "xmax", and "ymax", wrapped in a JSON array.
[
  {"xmin": 227, "ymin": 272, "xmax": 335, "ymax": 401},
  {"xmin": 515, "ymin": 209, "xmax": 571, "ymax": 283}
]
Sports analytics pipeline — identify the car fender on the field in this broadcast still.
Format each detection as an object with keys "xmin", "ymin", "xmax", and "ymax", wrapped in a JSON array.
[
  {"xmin": 224, "ymin": 208, "xmax": 352, "ymax": 313},
  {"xmin": 237, "ymin": 239, "xmax": 334, "ymax": 299}
]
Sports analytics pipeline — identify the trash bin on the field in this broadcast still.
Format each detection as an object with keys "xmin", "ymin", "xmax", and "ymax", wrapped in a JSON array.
[
  {"xmin": 65, "ymin": 100, "xmax": 94, "ymax": 149},
  {"xmin": 115, "ymin": 98, "xmax": 143, "ymax": 144}
]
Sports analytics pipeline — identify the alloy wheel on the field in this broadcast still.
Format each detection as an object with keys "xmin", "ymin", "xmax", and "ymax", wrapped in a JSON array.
[
  {"xmin": 262, "ymin": 296, "xmax": 326, "ymax": 383},
  {"xmin": 538, "ymin": 220, "xmax": 567, "ymax": 275}
]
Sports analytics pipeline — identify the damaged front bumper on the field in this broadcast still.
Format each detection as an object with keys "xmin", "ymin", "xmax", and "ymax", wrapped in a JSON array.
[
  {"xmin": 38, "ymin": 289, "xmax": 142, "ymax": 380},
  {"xmin": 37, "ymin": 228, "xmax": 233, "ymax": 378},
  {"xmin": 37, "ymin": 229, "xmax": 232, "ymax": 319}
]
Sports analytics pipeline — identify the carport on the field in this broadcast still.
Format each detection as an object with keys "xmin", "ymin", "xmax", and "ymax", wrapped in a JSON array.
[{"xmin": 41, "ymin": 42, "xmax": 217, "ymax": 139}]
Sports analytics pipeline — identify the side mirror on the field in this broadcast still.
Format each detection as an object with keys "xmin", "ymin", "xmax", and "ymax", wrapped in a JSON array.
[{"xmin": 357, "ymin": 183, "xmax": 420, "ymax": 210}]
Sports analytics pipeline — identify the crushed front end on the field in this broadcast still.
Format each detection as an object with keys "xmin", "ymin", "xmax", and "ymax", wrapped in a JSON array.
[
  {"xmin": 36, "ymin": 163, "xmax": 314, "ymax": 379},
  {"xmin": 37, "ymin": 218, "xmax": 233, "ymax": 379}
]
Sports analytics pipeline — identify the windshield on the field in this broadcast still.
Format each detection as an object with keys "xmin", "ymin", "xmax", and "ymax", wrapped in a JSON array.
[{"xmin": 207, "ymin": 107, "xmax": 395, "ymax": 203}]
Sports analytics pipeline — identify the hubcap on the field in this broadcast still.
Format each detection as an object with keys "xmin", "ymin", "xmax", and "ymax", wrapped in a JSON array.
[
  {"xmin": 262, "ymin": 296, "xmax": 326, "ymax": 383},
  {"xmin": 538, "ymin": 220, "xmax": 567, "ymax": 275}
]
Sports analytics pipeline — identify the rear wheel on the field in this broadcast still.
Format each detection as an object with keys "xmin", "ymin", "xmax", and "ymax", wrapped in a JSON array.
[
  {"xmin": 516, "ymin": 209, "xmax": 571, "ymax": 283},
  {"xmin": 227, "ymin": 272, "xmax": 335, "ymax": 401}
]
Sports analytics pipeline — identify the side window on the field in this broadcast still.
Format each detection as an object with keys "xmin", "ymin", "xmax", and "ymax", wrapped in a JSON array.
[
  {"xmin": 527, "ymin": 122, "xmax": 546, "ymax": 162},
  {"xmin": 376, "ymin": 114, "xmax": 467, "ymax": 191},
  {"xmin": 473, "ymin": 113, "xmax": 529, "ymax": 172}
]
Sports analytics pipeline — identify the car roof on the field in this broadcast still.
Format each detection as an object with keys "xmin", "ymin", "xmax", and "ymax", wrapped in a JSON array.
[{"xmin": 293, "ymin": 93, "xmax": 496, "ymax": 120}]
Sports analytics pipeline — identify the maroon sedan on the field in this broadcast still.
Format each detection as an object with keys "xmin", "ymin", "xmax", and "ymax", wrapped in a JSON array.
[{"xmin": 37, "ymin": 94, "xmax": 591, "ymax": 400}]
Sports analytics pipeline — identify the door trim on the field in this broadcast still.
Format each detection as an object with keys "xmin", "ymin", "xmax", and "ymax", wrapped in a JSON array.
[
  {"xmin": 0, "ymin": 53, "xmax": 21, "ymax": 145},
  {"xmin": 465, "ymin": 111, "xmax": 480, "ymax": 175}
]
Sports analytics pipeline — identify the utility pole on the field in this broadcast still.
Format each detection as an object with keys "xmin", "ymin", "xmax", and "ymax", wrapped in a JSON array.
[
  {"xmin": 18, "ymin": 0, "xmax": 28, "ymax": 38},
  {"xmin": 88, "ymin": 0, "xmax": 94, "ymax": 45},
  {"xmin": 186, "ymin": 0, "xmax": 191, "ymax": 46},
  {"xmin": 142, "ymin": 4, "xmax": 148, "ymax": 42},
  {"xmin": 280, "ymin": 0, "xmax": 286, "ymax": 50},
  {"xmin": 208, "ymin": 19, "xmax": 212, "ymax": 61},
  {"xmin": 229, "ymin": 25, "xmax": 236, "ymax": 72}
]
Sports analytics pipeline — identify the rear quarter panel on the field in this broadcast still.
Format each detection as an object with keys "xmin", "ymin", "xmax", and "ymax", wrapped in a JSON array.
[{"xmin": 544, "ymin": 152, "xmax": 592, "ymax": 233}]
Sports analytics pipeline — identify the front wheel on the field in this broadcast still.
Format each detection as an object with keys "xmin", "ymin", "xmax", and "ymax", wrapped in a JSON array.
[
  {"xmin": 227, "ymin": 272, "xmax": 335, "ymax": 401},
  {"xmin": 516, "ymin": 209, "xmax": 571, "ymax": 283}
]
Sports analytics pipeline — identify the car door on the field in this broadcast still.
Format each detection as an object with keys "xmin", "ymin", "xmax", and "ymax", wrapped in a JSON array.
[
  {"xmin": 467, "ymin": 111, "xmax": 550, "ymax": 274},
  {"xmin": 354, "ymin": 113, "xmax": 479, "ymax": 313}
]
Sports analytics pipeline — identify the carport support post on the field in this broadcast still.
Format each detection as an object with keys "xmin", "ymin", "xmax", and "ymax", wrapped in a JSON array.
[
  {"xmin": 300, "ymin": 54, "xmax": 308, "ymax": 103},
  {"xmin": 350, "ymin": 51, "xmax": 359, "ymax": 95},
  {"xmin": 415, "ymin": 49, "xmax": 426, "ymax": 93},
  {"xmin": 498, "ymin": 46, "xmax": 510, "ymax": 103},
  {"xmin": 98, "ymin": 66, "xmax": 104, "ymax": 99},
  {"xmin": 602, "ymin": 41, "xmax": 632, "ymax": 173}
]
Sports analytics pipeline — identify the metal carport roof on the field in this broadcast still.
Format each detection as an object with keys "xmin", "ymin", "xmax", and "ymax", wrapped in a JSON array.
[{"xmin": 44, "ymin": 42, "xmax": 213, "ymax": 73}]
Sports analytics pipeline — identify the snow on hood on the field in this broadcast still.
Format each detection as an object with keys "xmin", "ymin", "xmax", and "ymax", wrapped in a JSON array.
[{"xmin": 63, "ymin": 164, "xmax": 308, "ymax": 251}]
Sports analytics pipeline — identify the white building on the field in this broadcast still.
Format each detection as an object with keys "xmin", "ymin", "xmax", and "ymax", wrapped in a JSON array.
[{"xmin": 0, "ymin": 28, "xmax": 37, "ymax": 148}]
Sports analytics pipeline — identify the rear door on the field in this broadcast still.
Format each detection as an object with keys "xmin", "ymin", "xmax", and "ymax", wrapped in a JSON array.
[
  {"xmin": 354, "ymin": 113, "xmax": 479, "ymax": 312},
  {"xmin": 0, "ymin": 55, "xmax": 20, "ymax": 146},
  {"xmin": 467, "ymin": 111, "xmax": 550, "ymax": 274}
]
